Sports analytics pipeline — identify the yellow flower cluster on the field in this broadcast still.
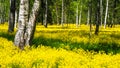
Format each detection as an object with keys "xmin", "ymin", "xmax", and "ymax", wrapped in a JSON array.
[{"xmin": 0, "ymin": 24, "xmax": 120, "ymax": 68}]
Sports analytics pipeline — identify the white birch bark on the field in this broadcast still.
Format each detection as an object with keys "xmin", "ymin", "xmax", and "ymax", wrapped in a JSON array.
[
  {"xmin": 14, "ymin": 0, "xmax": 29, "ymax": 49},
  {"xmin": 104, "ymin": 0, "xmax": 109, "ymax": 28},
  {"xmin": 87, "ymin": 7, "xmax": 90, "ymax": 25},
  {"xmin": 14, "ymin": 0, "xmax": 40, "ymax": 49},
  {"xmin": 79, "ymin": 0, "xmax": 82, "ymax": 26},
  {"xmin": 25, "ymin": 0, "xmax": 40, "ymax": 45},
  {"xmin": 76, "ymin": 3, "xmax": 79, "ymax": 27},
  {"xmin": 15, "ymin": 10, "xmax": 18, "ymax": 28}
]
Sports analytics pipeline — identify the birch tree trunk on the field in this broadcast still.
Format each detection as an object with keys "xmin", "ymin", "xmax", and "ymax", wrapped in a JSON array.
[
  {"xmin": 61, "ymin": 0, "xmax": 64, "ymax": 26},
  {"xmin": 87, "ymin": 7, "xmax": 90, "ymax": 25},
  {"xmin": 14, "ymin": 0, "xmax": 29, "ymax": 49},
  {"xmin": 76, "ymin": 3, "xmax": 79, "ymax": 27},
  {"xmin": 79, "ymin": 0, "xmax": 82, "ymax": 26},
  {"xmin": 15, "ymin": 10, "xmax": 18, "ymax": 28},
  {"xmin": 104, "ymin": 0, "xmax": 109, "ymax": 28},
  {"xmin": 44, "ymin": 0, "xmax": 47, "ymax": 28},
  {"xmin": 8, "ymin": 0, "xmax": 16, "ymax": 32},
  {"xmin": 25, "ymin": 0, "xmax": 40, "ymax": 45}
]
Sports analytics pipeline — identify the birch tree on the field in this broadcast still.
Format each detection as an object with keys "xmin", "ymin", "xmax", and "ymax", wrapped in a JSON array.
[
  {"xmin": 14, "ymin": 0, "xmax": 29, "ymax": 49},
  {"xmin": 24, "ymin": 0, "xmax": 40, "ymax": 46},
  {"xmin": 79, "ymin": 0, "xmax": 82, "ymax": 26},
  {"xmin": 104, "ymin": 0, "xmax": 109, "ymax": 28},
  {"xmin": 44, "ymin": 0, "xmax": 47, "ymax": 28},
  {"xmin": 14, "ymin": 0, "xmax": 40, "ymax": 49},
  {"xmin": 87, "ymin": 5, "xmax": 90, "ymax": 25},
  {"xmin": 76, "ymin": 1, "xmax": 79, "ymax": 27}
]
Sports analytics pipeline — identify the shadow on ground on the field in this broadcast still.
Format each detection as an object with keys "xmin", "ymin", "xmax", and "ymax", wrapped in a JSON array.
[
  {"xmin": 0, "ymin": 31, "xmax": 120, "ymax": 54},
  {"xmin": 33, "ymin": 36, "xmax": 120, "ymax": 54},
  {"xmin": 0, "ymin": 31, "xmax": 14, "ymax": 41}
]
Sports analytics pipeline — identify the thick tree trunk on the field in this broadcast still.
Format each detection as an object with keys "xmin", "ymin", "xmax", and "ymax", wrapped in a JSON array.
[
  {"xmin": 8, "ymin": 0, "xmax": 16, "ymax": 32},
  {"xmin": 104, "ymin": 0, "xmax": 109, "ymax": 28},
  {"xmin": 14, "ymin": 0, "xmax": 29, "ymax": 49}
]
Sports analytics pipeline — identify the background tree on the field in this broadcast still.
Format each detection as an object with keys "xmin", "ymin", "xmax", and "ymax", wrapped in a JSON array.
[
  {"xmin": 95, "ymin": 0, "xmax": 100, "ymax": 35},
  {"xmin": 61, "ymin": 0, "xmax": 64, "ymax": 26},
  {"xmin": 8, "ymin": 0, "xmax": 16, "ymax": 32},
  {"xmin": 104, "ymin": 0, "xmax": 109, "ymax": 28},
  {"xmin": 44, "ymin": 0, "xmax": 48, "ymax": 28}
]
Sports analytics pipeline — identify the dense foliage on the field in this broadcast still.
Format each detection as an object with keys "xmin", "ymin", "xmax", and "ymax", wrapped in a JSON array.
[{"xmin": 1, "ymin": 0, "xmax": 120, "ymax": 24}]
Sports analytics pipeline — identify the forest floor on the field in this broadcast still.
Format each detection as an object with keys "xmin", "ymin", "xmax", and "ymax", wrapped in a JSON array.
[{"xmin": 0, "ymin": 23, "xmax": 120, "ymax": 68}]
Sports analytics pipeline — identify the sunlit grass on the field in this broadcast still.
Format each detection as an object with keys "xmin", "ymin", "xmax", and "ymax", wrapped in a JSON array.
[{"xmin": 0, "ymin": 23, "xmax": 120, "ymax": 68}]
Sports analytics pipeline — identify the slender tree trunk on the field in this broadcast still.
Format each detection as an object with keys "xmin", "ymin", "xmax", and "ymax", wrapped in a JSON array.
[
  {"xmin": 15, "ymin": 10, "xmax": 18, "ymax": 28},
  {"xmin": 76, "ymin": 3, "xmax": 79, "ymax": 27},
  {"xmin": 87, "ymin": 7, "xmax": 90, "ymax": 25},
  {"xmin": 44, "ymin": 0, "xmax": 47, "ymax": 28},
  {"xmin": 14, "ymin": 0, "xmax": 29, "ymax": 49},
  {"xmin": 104, "ymin": 0, "xmax": 109, "ymax": 28},
  {"xmin": 79, "ymin": 0, "xmax": 82, "ymax": 26},
  {"xmin": 89, "ymin": 0, "xmax": 92, "ymax": 37},
  {"xmin": 95, "ymin": 0, "xmax": 100, "ymax": 35},
  {"xmin": 100, "ymin": 0, "xmax": 103, "ymax": 26},
  {"xmin": 112, "ymin": 0, "xmax": 117, "ymax": 28},
  {"xmin": 8, "ymin": 0, "xmax": 16, "ymax": 32},
  {"xmin": 64, "ymin": 7, "xmax": 67, "ymax": 24},
  {"xmin": 0, "ymin": 5, "xmax": 1, "ymax": 23},
  {"xmin": 61, "ymin": 0, "xmax": 64, "ymax": 26},
  {"xmin": 55, "ymin": 4, "xmax": 59, "ymax": 25}
]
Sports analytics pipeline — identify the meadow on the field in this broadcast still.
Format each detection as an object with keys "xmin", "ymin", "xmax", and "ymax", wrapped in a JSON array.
[{"xmin": 0, "ymin": 23, "xmax": 120, "ymax": 68}]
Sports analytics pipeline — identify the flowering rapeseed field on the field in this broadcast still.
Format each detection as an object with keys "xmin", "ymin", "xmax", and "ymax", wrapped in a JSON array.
[{"xmin": 0, "ymin": 24, "xmax": 120, "ymax": 68}]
